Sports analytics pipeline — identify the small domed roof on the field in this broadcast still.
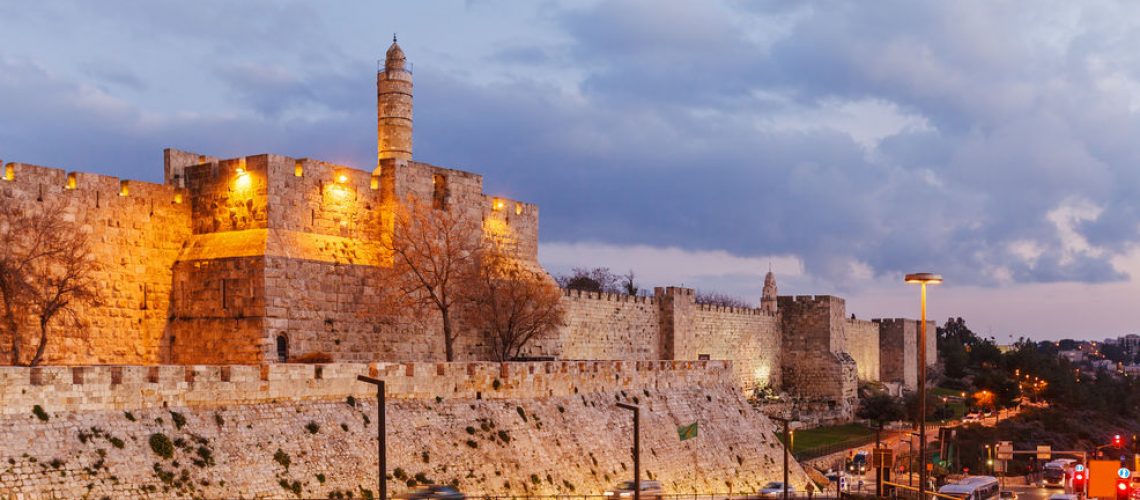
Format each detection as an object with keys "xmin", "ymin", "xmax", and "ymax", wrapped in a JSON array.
[{"xmin": 385, "ymin": 37, "xmax": 406, "ymax": 70}]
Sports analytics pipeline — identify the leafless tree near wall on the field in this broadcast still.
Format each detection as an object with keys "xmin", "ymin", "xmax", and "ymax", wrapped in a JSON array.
[
  {"xmin": 467, "ymin": 244, "xmax": 565, "ymax": 362},
  {"xmin": 0, "ymin": 203, "xmax": 98, "ymax": 366}
]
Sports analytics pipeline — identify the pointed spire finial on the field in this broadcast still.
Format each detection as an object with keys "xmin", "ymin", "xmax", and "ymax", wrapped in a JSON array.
[{"xmin": 393, "ymin": 33, "xmax": 398, "ymax": 43}]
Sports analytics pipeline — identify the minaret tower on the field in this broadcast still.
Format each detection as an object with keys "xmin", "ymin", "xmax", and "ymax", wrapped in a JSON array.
[
  {"xmin": 378, "ymin": 35, "xmax": 413, "ymax": 163},
  {"xmin": 760, "ymin": 265, "xmax": 778, "ymax": 314}
]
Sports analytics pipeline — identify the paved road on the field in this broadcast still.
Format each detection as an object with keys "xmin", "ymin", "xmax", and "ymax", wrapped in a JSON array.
[{"xmin": 1003, "ymin": 484, "xmax": 1059, "ymax": 500}]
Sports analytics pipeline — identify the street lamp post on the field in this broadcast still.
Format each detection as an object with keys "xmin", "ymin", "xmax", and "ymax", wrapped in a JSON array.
[
  {"xmin": 357, "ymin": 375, "xmax": 387, "ymax": 500},
  {"xmin": 771, "ymin": 416, "xmax": 797, "ymax": 500},
  {"xmin": 617, "ymin": 403, "xmax": 641, "ymax": 500},
  {"xmin": 906, "ymin": 272, "xmax": 942, "ymax": 500}
]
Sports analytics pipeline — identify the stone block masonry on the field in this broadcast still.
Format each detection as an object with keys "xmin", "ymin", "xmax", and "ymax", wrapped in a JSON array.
[{"xmin": 0, "ymin": 361, "xmax": 810, "ymax": 499}]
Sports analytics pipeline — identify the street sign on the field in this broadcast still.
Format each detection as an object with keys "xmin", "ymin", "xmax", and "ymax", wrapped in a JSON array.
[
  {"xmin": 997, "ymin": 441, "xmax": 1013, "ymax": 461},
  {"xmin": 1038, "ymin": 445, "xmax": 1052, "ymax": 460},
  {"xmin": 873, "ymin": 448, "xmax": 894, "ymax": 469},
  {"xmin": 1119, "ymin": 467, "xmax": 1131, "ymax": 479},
  {"xmin": 995, "ymin": 460, "xmax": 1007, "ymax": 473}
]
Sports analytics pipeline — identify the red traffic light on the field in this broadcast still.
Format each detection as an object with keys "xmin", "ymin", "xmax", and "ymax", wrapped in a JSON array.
[{"xmin": 1116, "ymin": 434, "xmax": 1124, "ymax": 446}]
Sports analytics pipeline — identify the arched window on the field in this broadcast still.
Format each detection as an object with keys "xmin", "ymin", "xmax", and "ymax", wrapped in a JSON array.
[{"xmin": 276, "ymin": 335, "xmax": 288, "ymax": 363}]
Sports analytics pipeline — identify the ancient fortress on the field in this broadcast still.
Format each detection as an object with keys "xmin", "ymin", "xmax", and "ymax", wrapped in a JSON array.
[{"xmin": 0, "ymin": 41, "xmax": 934, "ymax": 498}]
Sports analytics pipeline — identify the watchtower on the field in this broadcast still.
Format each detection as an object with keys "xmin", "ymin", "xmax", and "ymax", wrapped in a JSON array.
[{"xmin": 377, "ymin": 36, "xmax": 413, "ymax": 163}]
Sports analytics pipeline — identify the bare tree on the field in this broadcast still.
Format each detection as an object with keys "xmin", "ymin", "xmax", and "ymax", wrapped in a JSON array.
[
  {"xmin": 555, "ymin": 267, "xmax": 621, "ymax": 293},
  {"xmin": 467, "ymin": 244, "xmax": 565, "ymax": 362},
  {"xmin": 621, "ymin": 269, "xmax": 638, "ymax": 296},
  {"xmin": 383, "ymin": 195, "xmax": 483, "ymax": 361},
  {"xmin": 0, "ymin": 203, "xmax": 98, "ymax": 366},
  {"xmin": 694, "ymin": 290, "xmax": 750, "ymax": 308}
]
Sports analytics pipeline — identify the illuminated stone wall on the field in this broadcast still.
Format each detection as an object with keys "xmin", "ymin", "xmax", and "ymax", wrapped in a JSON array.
[
  {"xmin": 0, "ymin": 361, "xmax": 811, "ymax": 499},
  {"xmin": 0, "ymin": 160, "xmax": 190, "ymax": 366},
  {"xmin": 777, "ymin": 296, "xmax": 860, "ymax": 423},
  {"xmin": 845, "ymin": 318, "xmax": 881, "ymax": 382},
  {"xmin": 689, "ymin": 304, "xmax": 782, "ymax": 392}
]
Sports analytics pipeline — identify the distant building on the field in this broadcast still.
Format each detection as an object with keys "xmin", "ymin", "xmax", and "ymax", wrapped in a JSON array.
[{"xmin": 1059, "ymin": 350, "xmax": 1086, "ymax": 363}]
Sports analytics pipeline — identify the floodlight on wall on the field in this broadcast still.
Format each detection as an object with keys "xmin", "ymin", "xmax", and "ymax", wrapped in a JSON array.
[
  {"xmin": 515, "ymin": 203, "xmax": 523, "ymax": 215},
  {"xmin": 119, "ymin": 180, "xmax": 130, "ymax": 197},
  {"xmin": 337, "ymin": 174, "xmax": 349, "ymax": 184},
  {"xmin": 492, "ymin": 198, "xmax": 505, "ymax": 211},
  {"xmin": 66, "ymin": 172, "xmax": 77, "ymax": 190},
  {"xmin": 3, "ymin": 163, "xmax": 13, "ymax": 181},
  {"xmin": 294, "ymin": 160, "xmax": 304, "ymax": 177}
]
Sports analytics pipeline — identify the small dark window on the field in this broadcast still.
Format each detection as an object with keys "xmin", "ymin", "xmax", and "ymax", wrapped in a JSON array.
[
  {"xmin": 432, "ymin": 174, "xmax": 448, "ymax": 210},
  {"xmin": 276, "ymin": 335, "xmax": 288, "ymax": 363},
  {"xmin": 698, "ymin": 354, "xmax": 711, "ymax": 361}
]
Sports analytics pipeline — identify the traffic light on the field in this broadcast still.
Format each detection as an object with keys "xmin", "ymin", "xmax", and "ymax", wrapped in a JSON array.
[
  {"xmin": 1116, "ymin": 434, "xmax": 1124, "ymax": 448},
  {"xmin": 1117, "ymin": 477, "xmax": 1131, "ymax": 500}
]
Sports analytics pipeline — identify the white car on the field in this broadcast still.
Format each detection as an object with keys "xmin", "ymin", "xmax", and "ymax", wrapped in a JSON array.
[
  {"xmin": 756, "ymin": 482, "xmax": 798, "ymax": 498},
  {"xmin": 1048, "ymin": 495, "xmax": 1078, "ymax": 500}
]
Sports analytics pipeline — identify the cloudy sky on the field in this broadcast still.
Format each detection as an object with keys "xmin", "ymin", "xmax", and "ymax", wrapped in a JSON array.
[{"xmin": 3, "ymin": 1, "xmax": 1140, "ymax": 341}]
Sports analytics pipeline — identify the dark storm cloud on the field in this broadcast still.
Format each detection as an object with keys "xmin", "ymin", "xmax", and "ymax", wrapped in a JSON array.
[{"xmin": 3, "ymin": 1, "xmax": 1139, "ymax": 289}]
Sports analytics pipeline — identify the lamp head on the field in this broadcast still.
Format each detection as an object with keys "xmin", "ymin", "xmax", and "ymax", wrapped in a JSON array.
[{"xmin": 905, "ymin": 272, "xmax": 943, "ymax": 284}]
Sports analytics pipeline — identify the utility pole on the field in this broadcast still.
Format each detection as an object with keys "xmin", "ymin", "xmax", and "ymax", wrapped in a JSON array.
[
  {"xmin": 617, "ymin": 403, "xmax": 640, "ymax": 500},
  {"xmin": 357, "ymin": 375, "xmax": 386, "ymax": 500}
]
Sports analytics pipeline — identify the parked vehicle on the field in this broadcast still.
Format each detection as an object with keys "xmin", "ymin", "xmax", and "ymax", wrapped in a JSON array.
[
  {"xmin": 394, "ymin": 485, "xmax": 465, "ymax": 500},
  {"xmin": 756, "ymin": 481, "xmax": 798, "ymax": 498},
  {"xmin": 849, "ymin": 451, "xmax": 869, "ymax": 474},
  {"xmin": 603, "ymin": 480, "xmax": 663, "ymax": 500},
  {"xmin": 999, "ymin": 491, "xmax": 1018, "ymax": 500}
]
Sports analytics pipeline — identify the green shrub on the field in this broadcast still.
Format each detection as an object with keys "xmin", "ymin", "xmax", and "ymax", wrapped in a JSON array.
[
  {"xmin": 124, "ymin": 411, "xmax": 136, "ymax": 422},
  {"xmin": 465, "ymin": 426, "xmax": 476, "ymax": 435},
  {"xmin": 530, "ymin": 474, "xmax": 541, "ymax": 485},
  {"xmin": 108, "ymin": 437, "xmax": 125, "ymax": 449},
  {"xmin": 305, "ymin": 421, "xmax": 320, "ymax": 434},
  {"xmin": 214, "ymin": 413, "xmax": 224, "ymax": 427},
  {"xmin": 465, "ymin": 439, "xmax": 478, "ymax": 448},
  {"xmin": 346, "ymin": 396, "xmax": 357, "ymax": 407},
  {"xmin": 148, "ymin": 434, "xmax": 174, "ymax": 459},
  {"xmin": 273, "ymin": 448, "xmax": 291, "ymax": 469},
  {"xmin": 316, "ymin": 473, "xmax": 326, "ymax": 483},
  {"xmin": 421, "ymin": 451, "xmax": 430, "ymax": 463},
  {"xmin": 414, "ymin": 472, "xmax": 430, "ymax": 484},
  {"xmin": 341, "ymin": 423, "xmax": 349, "ymax": 432},
  {"xmin": 492, "ymin": 379, "xmax": 502, "ymax": 390},
  {"xmin": 169, "ymin": 411, "xmax": 186, "ymax": 430},
  {"xmin": 516, "ymin": 407, "xmax": 526, "ymax": 421},
  {"xmin": 497, "ymin": 430, "xmax": 511, "ymax": 443},
  {"xmin": 32, "ymin": 405, "xmax": 49, "ymax": 421},
  {"xmin": 393, "ymin": 467, "xmax": 407, "ymax": 480}
]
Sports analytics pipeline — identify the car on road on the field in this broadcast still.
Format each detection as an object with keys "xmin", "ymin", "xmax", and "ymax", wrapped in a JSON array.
[
  {"xmin": 1047, "ymin": 495, "xmax": 1077, "ymax": 500},
  {"xmin": 998, "ymin": 491, "xmax": 1018, "ymax": 500},
  {"xmin": 603, "ymin": 480, "xmax": 663, "ymax": 500},
  {"xmin": 849, "ymin": 451, "xmax": 869, "ymax": 474},
  {"xmin": 964, "ymin": 412, "xmax": 981, "ymax": 422},
  {"xmin": 756, "ymin": 482, "xmax": 798, "ymax": 498},
  {"xmin": 394, "ymin": 485, "xmax": 465, "ymax": 500},
  {"xmin": 1041, "ymin": 463, "xmax": 1066, "ymax": 488}
]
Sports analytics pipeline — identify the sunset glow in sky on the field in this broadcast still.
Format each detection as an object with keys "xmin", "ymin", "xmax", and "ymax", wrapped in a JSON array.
[{"xmin": 4, "ymin": 1, "xmax": 1140, "ymax": 340}]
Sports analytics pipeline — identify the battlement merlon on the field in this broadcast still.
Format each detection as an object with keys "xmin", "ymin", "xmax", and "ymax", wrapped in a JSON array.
[{"xmin": 1, "ymin": 160, "xmax": 186, "ymax": 206}]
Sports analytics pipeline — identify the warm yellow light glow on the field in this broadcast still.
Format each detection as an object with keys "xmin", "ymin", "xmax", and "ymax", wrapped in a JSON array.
[
  {"xmin": 294, "ymin": 160, "xmax": 304, "ymax": 177},
  {"xmin": 337, "ymin": 174, "xmax": 349, "ymax": 184},
  {"xmin": 173, "ymin": 193, "xmax": 183, "ymax": 204},
  {"xmin": 119, "ymin": 180, "xmax": 130, "ymax": 197},
  {"xmin": 66, "ymin": 172, "xmax": 77, "ymax": 190},
  {"xmin": 492, "ymin": 198, "xmax": 505, "ymax": 211},
  {"xmin": 370, "ymin": 174, "xmax": 380, "ymax": 190},
  {"xmin": 236, "ymin": 167, "xmax": 246, "ymax": 175},
  {"xmin": 3, "ymin": 164, "xmax": 13, "ymax": 181},
  {"xmin": 234, "ymin": 171, "xmax": 252, "ymax": 190},
  {"xmin": 515, "ymin": 202, "xmax": 523, "ymax": 215}
]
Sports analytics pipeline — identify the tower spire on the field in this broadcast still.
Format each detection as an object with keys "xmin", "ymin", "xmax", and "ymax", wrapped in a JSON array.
[{"xmin": 760, "ymin": 267, "xmax": 778, "ymax": 314}]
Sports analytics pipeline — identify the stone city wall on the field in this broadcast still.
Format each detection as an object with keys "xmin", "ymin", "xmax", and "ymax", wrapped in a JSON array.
[
  {"xmin": 0, "ymin": 160, "xmax": 191, "ymax": 366},
  {"xmin": 0, "ymin": 361, "xmax": 810, "ymax": 499},
  {"xmin": 551, "ymin": 290, "xmax": 661, "ymax": 361},
  {"xmin": 844, "ymin": 318, "xmax": 880, "ymax": 382},
  {"xmin": 689, "ymin": 304, "xmax": 782, "ymax": 392}
]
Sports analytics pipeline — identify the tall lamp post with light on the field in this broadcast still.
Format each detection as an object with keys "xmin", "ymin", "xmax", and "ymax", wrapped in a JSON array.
[{"xmin": 906, "ymin": 272, "xmax": 942, "ymax": 500}]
